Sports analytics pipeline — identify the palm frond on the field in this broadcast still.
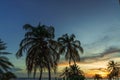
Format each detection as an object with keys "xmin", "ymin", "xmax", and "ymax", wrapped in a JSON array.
[
  {"xmin": 23, "ymin": 24, "xmax": 35, "ymax": 31},
  {"xmin": 70, "ymin": 34, "xmax": 75, "ymax": 42},
  {"xmin": 57, "ymin": 37, "xmax": 66, "ymax": 43},
  {"xmin": 0, "ymin": 40, "xmax": 6, "ymax": 50},
  {"xmin": 0, "ymin": 52, "xmax": 12, "ymax": 55}
]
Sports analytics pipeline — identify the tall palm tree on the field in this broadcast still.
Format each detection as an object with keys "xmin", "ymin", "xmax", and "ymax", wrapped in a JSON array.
[
  {"xmin": 58, "ymin": 34, "xmax": 83, "ymax": 65},
  {"xmin": 16, "ymin": 24, "xmax": 59, "ymax": 80},
  {"xmin": 0, "ymin": 39, "xmax": 14, "ymax": 79},
  {"xmin": 107, "ymin": 60, "xmax": 120, "ymax": 80}
]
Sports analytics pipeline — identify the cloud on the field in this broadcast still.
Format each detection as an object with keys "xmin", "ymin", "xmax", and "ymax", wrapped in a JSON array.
[
  {"xmin": 101, "ymin": 47, "xmax": 120, "ymax": 56},
  {"xmin": 83, "ymin": 35, "xmax": 110, "ymax": 49},
  {"xmin": 81, "ymin": 46, "xmax": 120, "ymax": 63},
  {"xmin": 89, "ymin": 68, "xmax": 108, "ymax": 72}
]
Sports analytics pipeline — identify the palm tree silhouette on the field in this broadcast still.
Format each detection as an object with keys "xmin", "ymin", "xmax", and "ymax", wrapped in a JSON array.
[
  {"xmin": 60, "ymin": 67, "xmax": 70, "ymax": 80},
  {"xmin": 58, "ymin": 34, "xmax": 83, "ymax": 65},
  {"xmin": 16, "ymin": 24, "xmax": 59, "ymax": 80},
  {"xmin": 0, "ymin": 39, "xmax": 15, "ymax": 80},
  {"xmin": 107, "ymin": 60, "xmax": 120, "ymax": 80},
  {"xmin": 69, "ymin": 64, "xmax": 84, "ymax": 76},
  {"xmin": 60, "ymin": 64, "xmax": 85, "ymax": 80}
]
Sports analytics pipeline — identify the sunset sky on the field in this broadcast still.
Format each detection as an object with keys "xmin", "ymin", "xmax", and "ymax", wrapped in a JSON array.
[{"xmin": 0, "ymin": 0, "xmax": 120, "ymax": 78}]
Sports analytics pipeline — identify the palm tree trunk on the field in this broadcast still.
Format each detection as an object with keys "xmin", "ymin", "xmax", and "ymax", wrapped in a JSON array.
[
  {"xmin": 48, "ymin": 63, "xmax": 51, "ymax": 80},
  {"xmin": 73, "ymin": 58, "xmax": 76, "ymax": 65},
  {"xmin": 69, "ymin": 57, "xmax": 71, "ymax": 66},
  {"xmin": 33, "ymin": 67, "xmax": 37, "ymax": 79},
  {"xmin": 69, "ymin": 47, "xmax": 76, "ymax": 65},
  {"xmin": 39, "ymin": 68, "xmax": 42, "ymax": 80}
]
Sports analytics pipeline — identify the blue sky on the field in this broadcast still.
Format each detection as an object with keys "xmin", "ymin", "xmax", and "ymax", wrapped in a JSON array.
[{"xmin": 0, "ymin": 0, "xmax": 120, "ymax": 77}]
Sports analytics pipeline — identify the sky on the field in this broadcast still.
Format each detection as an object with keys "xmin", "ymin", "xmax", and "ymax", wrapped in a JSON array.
[{"xmin": 0, "ymin": 0, "xmax": 120, "ymax": 78}]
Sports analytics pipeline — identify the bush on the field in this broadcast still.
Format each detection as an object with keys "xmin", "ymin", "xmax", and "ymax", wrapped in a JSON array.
[{"xmin": 67, "ymin": 75, "xmax": 85, "ymax": 80}]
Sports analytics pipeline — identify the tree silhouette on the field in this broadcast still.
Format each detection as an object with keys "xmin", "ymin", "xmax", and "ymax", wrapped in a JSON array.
[
  {"xmin": 93, "ymin": 74, "xmax": 102, "ymax": 80},
  {"xmin": 0, "ymin": 39, "xmax": 15, "ymax": 80},
  {"xmin": 1, "ymin": 72, "xmax": 16, "ymax": 80},
  {"xmin": 60, "ymin": 67, "xmax": 70, "ymax": 80},
  {"xmin": 60, "ymin": 64, "xmax": 85, "ymax": 80},
  {"xmin": 58, "ymin": 34, "xmax": 83, "ymax": 65},
  {"xmin": 107, "ymin": 60, "xmax": 120, "ymax": 80},
  {"xmin": 16, "ymin": 24, "xmax": 59, "ymax": 80}
]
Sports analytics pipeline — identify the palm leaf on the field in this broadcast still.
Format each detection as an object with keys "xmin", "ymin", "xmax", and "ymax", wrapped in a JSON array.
[
  {"xmin": 23, "ymin": 24, "xmax": 35, "ymax": 31},
  {"xmin": 0, "ymin": 52, "xmax": 12, "ymax": 55}
]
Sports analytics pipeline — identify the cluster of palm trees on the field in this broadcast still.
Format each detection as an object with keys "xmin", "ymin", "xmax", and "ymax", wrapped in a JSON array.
[
  {"xmin": 0, "ymin": 39, "xmax": 16, "ymax": 80},
  {"xmin": 1, "ymin": 23, "xmax": 120, "ymax": 80},
  {"xmin": 16, "ymin": 23, "xmax": 83, "ymax": 80}
]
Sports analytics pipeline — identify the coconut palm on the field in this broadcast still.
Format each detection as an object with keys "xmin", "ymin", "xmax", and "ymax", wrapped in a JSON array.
[
  {"xmin": 0, "ymin": 39, "xmax": 14, "ymax": 78},
  {"xmin": 58, "ymin": 34, "xmax": 83, "ymax": 65},
  {"xmin": 60, "ymin": 67, "xmax": 70, "ymax": 80},
  {"xmin": 69, "ymin": 64, "xmax": 84, "ymax": 76},
  {"xmin": 108, "ymin": 61, "xmax": 118, "ymax": 71},
  {"xmin": 60, "ymin": 64, "xmax": 85, "ymax": 80},
  {"xmin": 107, "ymin": 60, "xmax": 120, "ymax": 80},
  {"xmin": 16, "ymin": 24, "xmax": 59, "ymax": 80}
]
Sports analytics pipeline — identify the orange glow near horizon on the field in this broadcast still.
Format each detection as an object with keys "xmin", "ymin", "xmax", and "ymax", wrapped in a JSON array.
[
  {"xmin": 17, "ymin": 58, "xmax": 120, "ymax": 78},
  {"xmin": 98, "ymin": 72, "xmax": 108, "ymax": 78},
  {"xmin": 57, "ymin": 60, "xmax": 110, "ymax": 78},
  {"xmin": 85, "ymin": 69, "xmax": 109, "ymax": 78}
]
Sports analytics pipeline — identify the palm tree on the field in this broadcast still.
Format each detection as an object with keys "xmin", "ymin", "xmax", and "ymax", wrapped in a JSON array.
[
  {"xmin": 107, "ymin": 60, "xmax": 120, "ymax": 80},
  {"xmin": 60, "ymin": 64, "xmax": 85, "ymax": 80},
  {"xmin": 69, "ymin": 64, "xmax": 84, "ymax": 76},
  {"xmin": 0, "ymin": 39, "xmax": 14, "ymax": 79},
  {"xmin": 60, "ymin": 67, "xmax": 70, "ymax": 80},
  {"xmin": 58, "ymin": 33, "xmax": 83, "ymax": 65},
  {"xmin": 16, "ymin": 24, "xmax": 59, "ymax": 80}
]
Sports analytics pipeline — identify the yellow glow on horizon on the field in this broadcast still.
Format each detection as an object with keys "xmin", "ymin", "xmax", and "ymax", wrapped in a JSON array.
[
  {"xmin": 17, "ymin": 57, "xmax": 120, "ymax": 78},
  {"xmin": 97, "ymin": 71, "xmax": 108, "ymax": 78},
  {"xmin": 58, "ymin": 60, "xmax": 109, "ymax": 78}
]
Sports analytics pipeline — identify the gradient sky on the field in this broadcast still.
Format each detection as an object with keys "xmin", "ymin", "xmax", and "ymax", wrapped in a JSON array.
[{"xmin": 0, "ymin": 0, "xmax": 120, "ymax": 78}]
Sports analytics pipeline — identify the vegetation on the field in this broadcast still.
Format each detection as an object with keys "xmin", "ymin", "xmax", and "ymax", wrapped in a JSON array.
[
  {"xmin": 107, "ymin": 60, "xmax": 120, "ymax": 80},
  {"xmin": 2, "ymin": 23, "xmax": 120, "ymax": 80},
  {"xmin": 60, "ymin": 64, "xmax": 85, "ymax": 80},
  {"xmin": 58, "ymin": 34, "xmax": 83, "ymax": 65},
  {"xmin": 16, "ymin": 24, "xmax": 59, "ymax": 80},
  {"xmin": 93, "ymin": 74, "xmax": 102, "ymax": 80},
  {"xmin": 0, "ymin": 39, "xmax": 16, "ymax": 80},
  {"xmin": 1, "ymin": 72, "xmax": 16, "ymax": 80},
  {"xmin": 16, "ymin": 23, "xmax": 84, "ymax": 80}
]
